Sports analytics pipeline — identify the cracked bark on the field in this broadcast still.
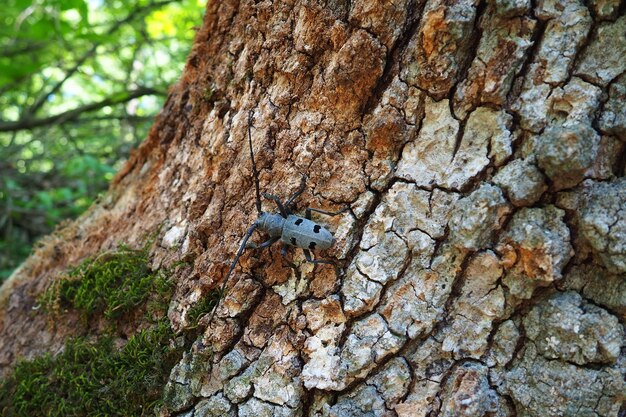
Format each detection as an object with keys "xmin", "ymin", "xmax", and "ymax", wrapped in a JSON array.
[{"xmin": 1, "ymin": 0, "xmax": 625, "ymax": 416}]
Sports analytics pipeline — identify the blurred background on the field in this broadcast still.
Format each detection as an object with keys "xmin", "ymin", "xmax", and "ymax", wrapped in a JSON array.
[{"xmin": 0, "ymin": 0, "xmax": 206, "ymax": 281}]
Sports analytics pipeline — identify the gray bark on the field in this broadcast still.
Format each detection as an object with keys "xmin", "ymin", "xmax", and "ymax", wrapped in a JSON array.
[{"xmin": 1, "ymin": 0, "xmax": 625, "ymax": 416}]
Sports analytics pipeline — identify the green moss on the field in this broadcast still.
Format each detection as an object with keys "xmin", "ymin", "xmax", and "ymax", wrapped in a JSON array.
[
  {"xmin": 185, "ymin": 289, "xmax": 222, "ymax": 329},
  {"xmin": 202, "ymin": 86, "xmax": 214, "ymax": 102},
  {"xmin": 0, "ymin": 318, "xmax": 182, "ymax": 417},
  {"xmin": 0, "ymin": 243, "xmax": 189, "ymax": 417},
  {"xmin": 40, "ymin": 245, "xmax": 172, "ymax": 320}
]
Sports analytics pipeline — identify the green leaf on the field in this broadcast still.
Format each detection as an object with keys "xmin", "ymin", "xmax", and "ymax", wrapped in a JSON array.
[{"xmin": 0, "ymin": 0, "xmax": 207, "ymax": 282}]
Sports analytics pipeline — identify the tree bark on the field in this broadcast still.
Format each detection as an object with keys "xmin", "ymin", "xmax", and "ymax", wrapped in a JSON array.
[{"xmin": 1, "ymin": 0, "xmax": 625, "ymax": 416}]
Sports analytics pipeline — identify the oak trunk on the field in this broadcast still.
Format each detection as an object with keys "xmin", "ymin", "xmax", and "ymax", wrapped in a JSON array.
[{"xmin": 1, "ymin": 0, "xmax": 625, "ymax": 416}]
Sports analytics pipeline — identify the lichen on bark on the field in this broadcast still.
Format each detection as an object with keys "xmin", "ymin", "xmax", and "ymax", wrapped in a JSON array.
[{"xmin": 1, "ymin": 0, "xmax": 625, "ymax": 416}]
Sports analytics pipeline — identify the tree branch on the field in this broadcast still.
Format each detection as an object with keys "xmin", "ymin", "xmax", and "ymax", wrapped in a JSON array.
[
  {"xmin": 0, "ymin": 87, "xmax": 164, "ymax": 132},
  {"xmin": 22, "ymin": 0, "xmax": 176, "ymax": 118},
  {"xmin": 67, "ymin": 115, "xmax": 154, "ymax": 123},
  {"xmin": 0, "ymin": 41, "xmax": 47, "ymax": 58}
]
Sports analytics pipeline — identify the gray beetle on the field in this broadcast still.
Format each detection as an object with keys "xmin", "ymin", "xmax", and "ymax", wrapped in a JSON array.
[{"xmin": 210, "ymin": 110, "xmax": 347, "ymax": 317}]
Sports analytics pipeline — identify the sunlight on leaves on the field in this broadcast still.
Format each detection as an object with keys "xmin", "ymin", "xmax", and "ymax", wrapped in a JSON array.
[{"xmin": 0, "ymin": 0, "xmax": 207, "ymax": 281}]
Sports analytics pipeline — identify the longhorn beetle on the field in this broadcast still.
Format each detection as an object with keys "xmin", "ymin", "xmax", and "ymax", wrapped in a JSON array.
[{"xmin": 210, "ymin": 110, "xmax": 347, "ymax": 319}]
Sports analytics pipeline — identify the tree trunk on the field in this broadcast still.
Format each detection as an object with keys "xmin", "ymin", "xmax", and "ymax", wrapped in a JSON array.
[{"xmin": 1, "ymin": 0, "xmax": 625, "ymax": 416}]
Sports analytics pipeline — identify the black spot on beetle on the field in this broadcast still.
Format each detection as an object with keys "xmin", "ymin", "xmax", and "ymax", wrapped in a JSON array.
[
  {"xmin": 295, "ymin": 218, "xmax": 304, "ymax": 226},
  {"xmin": 313, "ymin": 225, "xmax": 321, "ymax": 233},
  {"xmin": 309, "ymin": 241, "xmax": 317, "ymax": 250},
  {"xmin": 290, "ymin": 237, "xmax": 297, "ymax": 246}
]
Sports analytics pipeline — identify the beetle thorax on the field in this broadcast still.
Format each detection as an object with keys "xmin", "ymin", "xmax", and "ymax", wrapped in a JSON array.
[{"xmin": 257, "ymin": 212, "xmax": 285, "ymax": 238}]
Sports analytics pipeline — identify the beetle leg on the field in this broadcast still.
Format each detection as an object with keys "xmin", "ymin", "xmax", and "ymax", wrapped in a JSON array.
[
  {"xmin": 305, "ymin": 206, "xmax": 350, "ymax": 220},
  {"xmin": 209, "ymin": 223, "xmax": 259, "ymax": 321},
  {"xmin": 280, "ymin": 243, "xmax": 298, "ymax": 269},
  {"xmin": 246, "ymin": 236, "xmax": 279, "ymax": 249},
  {"xmin": 285, "ymin": 174, "xmax": 306, "ymax": 211},
  {"xmin": 262, "ymin": 193, "xmax": 288, "ymax": 217},
  {"xmin": 303, "ymin": 248, "xmax": 336, "ymax": 265}
]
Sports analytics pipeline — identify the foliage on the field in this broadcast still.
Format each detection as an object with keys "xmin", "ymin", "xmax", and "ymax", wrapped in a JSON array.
[
  {"xmin": 0, "ymin": 243, "xmax": 187, "ymax": 416},
  {"xmin": 0, "ymin": 0, "xmax": 206, "ymax": 281},
  {"xmin": 39, "ymin": 244, "xmax": 172, "ymax": 320}
]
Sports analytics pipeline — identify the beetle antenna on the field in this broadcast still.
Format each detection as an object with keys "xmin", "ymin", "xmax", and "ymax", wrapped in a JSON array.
[
  {"xmin": 248, "ymin": 110, "xmax": 263, "ymax": 215},
  {"xmin": 209, "ymin": 222, "xmax": 259, "ymax": 321}
]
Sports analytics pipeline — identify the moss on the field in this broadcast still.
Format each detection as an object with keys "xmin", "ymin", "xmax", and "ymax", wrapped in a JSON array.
[
  {"xmin": 185, "ymin": 289, "xmax": 222, "ymax": 329},
  {"xmin": 202, "ymin": 86, "xmax": 214, "ymax": 102},
  {"xmin": 40, "ymin": 245, "xmax": 172, "ymax": 320},
  {"xmin": 0, "ymin": 243, "xmax": 190, "ymax": 417},
  {"xmin": 0, "ymin": 318, "xmax": 182, "ymax": 417}
]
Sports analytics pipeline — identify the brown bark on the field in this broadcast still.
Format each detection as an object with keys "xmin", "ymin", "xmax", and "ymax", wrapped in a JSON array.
[{"xmin": 1, "ymin": 0, "xmax": 625, "ymax": 416}]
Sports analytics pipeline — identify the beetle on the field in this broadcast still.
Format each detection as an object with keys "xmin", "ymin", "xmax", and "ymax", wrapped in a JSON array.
[{"xmin": 210, "ymin": 110, "xmax": 347, "ymax": 318}]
